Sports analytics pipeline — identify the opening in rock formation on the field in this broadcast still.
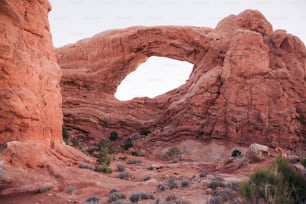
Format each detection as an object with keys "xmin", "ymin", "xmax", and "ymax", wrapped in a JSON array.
[{"xmin": 115, "ymin": 56, "xmax": 193, "ymax": 101}]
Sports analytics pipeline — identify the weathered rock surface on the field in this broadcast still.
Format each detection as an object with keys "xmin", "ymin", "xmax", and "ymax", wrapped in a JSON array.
[
  {"xmin": 57, "ymin": 10, "xmax": 306, "ymax": 149},
  {"xmin": 0, "ymin": 0, "xmax": 93, "ymax": 197}
]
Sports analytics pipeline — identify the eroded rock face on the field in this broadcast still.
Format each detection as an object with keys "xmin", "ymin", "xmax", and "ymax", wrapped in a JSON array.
[
  {"xmin": 57, "ymin": 10, "xmax": 306, "ymax": 149},
  {"xmin": 0, "ymin": 0, "xmax": 93, "ymax": 196},
  {"xmin": 0, "ymin": 0, "xmax": 62, "ymax": 145}
]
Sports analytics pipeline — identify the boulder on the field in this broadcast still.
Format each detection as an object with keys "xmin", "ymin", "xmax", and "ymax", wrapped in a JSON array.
[{"xmin": 245, "ymin": 143, "xmax": 269, "ymax": 162}]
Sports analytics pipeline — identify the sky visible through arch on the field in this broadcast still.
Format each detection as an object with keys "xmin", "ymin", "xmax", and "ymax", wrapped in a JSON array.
[{"xmin": 49, "ymin": 0, "xmax": 306, "ymax": 100}]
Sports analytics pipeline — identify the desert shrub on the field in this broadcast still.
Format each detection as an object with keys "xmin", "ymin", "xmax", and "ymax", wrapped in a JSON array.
[
  {"xmin": 64, "ymin": 186, "xmax": 76, "ymax": 194},
  {"xmin": 157, "ymin": 183, "xmax": 166, "ymax": 192},
  {"xmin": 127, "ymin": 160, "xmax": 142, "ymax": 164},
  {"xmin": 116, "ymin": 164, "xmax": 126, "ymax": 172},
  {"xmin": 143, "ymin": 175, "xmax": 151, "ymax": 181},
  {"xmin": 239, "ymin": 157, "xmax": 306, "ymax": 204},
  {"xmin": 62, "ymin": 127, "xmax": 69, "ymax": 144},
  {"xmin": 109, "ymin": 131, "xmax": 119, "ymax": 141},
  {"xmin": 208, "ymin": 177, "xmax": 225, "ymax": 190},
  {"xmin": 181, "ymin": 179, "xmax": 189, "ymax": 187},
  {"xmin": 165, "ymin": 195, "xmax": 177, "ymax": 202},
  {"xmin": 209, "ymin": 188, "xmax": 240, "ymax": 204},
  {"xmin": 168, "ymin": 177, "xmax": 178, "ymax": 189},
  {"xmin": 199, "ymin": 170, "xmax": 208, "ymax": 177},
  {"xmin": 231, "ymin": 149, "xmax": 242, "ymax": 157},
  {"xmin": 166, "ymin": 147, "xmax": 181, "ymax": 160},
  {"xmin": 124, "ymin": 138, "xmax": 133, "ymax": 150},
  {"xmin": 99, "ymin": 140, "xmax": 116, "ymax": 154},
  {"xmin": 131, "ymin": 151, "xmax": 137, "ymax": 156},
  {"xmin": 302, "ymin": 157, "xmax": 306, "ymax": 168},
  {"xmin": 108, "ymin": 190, "xmax": 126, "ymax": 202},
  {"xmin": 140, "ymin": 128, "xmax": 151, "ymax": 136},
  {"xmin": 96, "ymin": 164, "xmax": 112, "ymax": 174},
  {"xmin": 97, "ymin": 145, "xmax": 111, "ymax": 166},
  {"xmin": 35, "ymin": 185, "xmax": 53, "ymax": 193},
  {"xmin": 71, "ymin": 136, "xmax": 82, "ymax": 149},
  {"xmin": 119, "ymin": 171, "xmax": 129, "ymax": 179},
  {"xmin": 129, "ymin": 192, "xmax": 154, "ymax": 203},
  {"xmin": 85, "ymin": 196, "xmax": 100, "ymax": 204},
  {"xmin": 79, "ymin": 163, "xmax": 94, "ymax": 170},
  {"xmin": 118, "ymin": 156, "xmax": 127, "ymax": 161}
]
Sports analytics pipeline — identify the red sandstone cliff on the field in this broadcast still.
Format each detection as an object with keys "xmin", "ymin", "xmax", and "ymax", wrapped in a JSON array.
[
  {"xmin": 57, "ymin": 10, "xmax": 306, "ymax": 149},
  {"xmin": 0, "ymin": 0, "xmax": 92, "ymax": 196}
]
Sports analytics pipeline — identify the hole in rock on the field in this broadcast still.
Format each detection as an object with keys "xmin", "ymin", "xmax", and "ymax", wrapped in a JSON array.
[{"xmin": 115, "ymin": 56, "xmax": 193, "ymax": 101}]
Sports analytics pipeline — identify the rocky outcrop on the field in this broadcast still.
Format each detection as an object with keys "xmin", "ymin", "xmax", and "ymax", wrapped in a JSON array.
[
  {"xmin": 57, "ymin": 10, "xmax": 306, "ymax": 149},
  {"xmin": 0, "ymin": 0, "xmax": 61, "ymax": 144},
  {"xmin": 0, "ymin": 0, "xmax": 92, "ymax": 196}
]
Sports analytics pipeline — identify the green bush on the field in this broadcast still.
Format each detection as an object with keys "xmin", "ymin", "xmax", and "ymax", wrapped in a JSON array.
[
  {"xmin": 239, "ymin": 157, "xmax": 306, "ymax": 204},
  {"xmin": 62, "ymin": 127, "xmax": 69, "ymax": 144},
  {"xmin": 116, "ymin": 164, "xmax": 126, "ymax": 172},
  {"xmin": 124, "ymin": 138, "xmax": 133, "ymax": 150},
  {"xmin": 166, "ymin": 147, "xmax": 181, "ymax": 159},
  {"xmin": 96, "ymin": 164, "xmax": 112, "ymax": 174},
  {"xmin": 140, "ymin": 128, "xmax": 151, "ymax": 136},
  {"xmin": 119, "ymin": 171, "xmax": 129, "ymax": 179},
  {"xmin": 97, "ymin": 145, "xmax": 111, "ymax": 166},
  {"xmin": 208, "ymin": 177, "xmax": 226, "ymax": 190},
  {"xmin": 109, "ymin": 131, "xmax": 118, "ymax": 141},
  {"xmin": 231, "ymin": 149, "xmax": 242, "ymax": 157},
  {"xmin": 302, "ymin": 157, "xmax": 306, "ymax": 168}
]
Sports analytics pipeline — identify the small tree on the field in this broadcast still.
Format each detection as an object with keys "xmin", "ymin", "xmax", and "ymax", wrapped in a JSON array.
[
  {"xmin": 109, "ymin": 131, "xmax": 118, "ymax": 141},
  {"xmin": 124, "ymin": 138, "xmax": 133, "ymax": 150},
  {"xmin": 231, "ymin": 149, "xmax": 242, "ymax": 157},
  {"xmin": 62, "ymin": 127, "xmax": 69, "ymax": 144}
]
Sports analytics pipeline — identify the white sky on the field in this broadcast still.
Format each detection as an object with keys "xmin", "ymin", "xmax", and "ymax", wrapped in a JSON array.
[{"xmin": 49, "ymin": 0, "xmax": 306, "ymax": 100}]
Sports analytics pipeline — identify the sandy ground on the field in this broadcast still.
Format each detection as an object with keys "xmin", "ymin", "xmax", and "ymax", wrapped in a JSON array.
[{"xmin": 0, "ymin": 139, "xmax": 276, "ymax": 204}]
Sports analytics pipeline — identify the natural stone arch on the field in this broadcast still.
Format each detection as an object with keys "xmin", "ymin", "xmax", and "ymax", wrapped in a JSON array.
[
  {"xmin": 56, "ymin": 10, "xmax": 306, "ymax": 149},
  {"xmin": 56, "ymin": 26, "xmax": 212, "ymax": 96}
]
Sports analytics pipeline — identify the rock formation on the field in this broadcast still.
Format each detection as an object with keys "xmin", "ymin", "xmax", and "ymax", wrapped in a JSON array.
[
  {"xmin": 0, "ymin": 0, "xmax": 92, "ymax": 196},
  {"xmin": 56, "ymin": 10, "xmax": 306, "ymax": 149}
]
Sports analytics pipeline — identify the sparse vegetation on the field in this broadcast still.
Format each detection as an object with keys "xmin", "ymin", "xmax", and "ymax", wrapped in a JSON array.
[
  {"xmin": 302, "ymin": 157, "xmax": 306, "ymax": 168},
  {"xmin": 108, "ymin": 189, "xmax": 127, "ymax": 203},
  {"xmin": 79, "ymin": 163, "xmax": 94, "ymax": 170},
  {"xmin": 199, "ymin": 170, "xmax": 208, "ymax": 177},
  {"xmin": 140, "ymin": 128, "xmax": 151, "ymax": 136},
  {"xmin": 239, "ymin": 157, "xmax": 306, "ymax": 204},
  {"xmin": 127, "ymin": 160, "xmax": 142, "ymax": 164},
  {"xmin": 85, "ymin": 196, "xmax": 100, "ymax": 204},
  {"xmin": 96, "ymin": 164, "xmax": 112, "ymax": 174},
  {"xmin": 207, "ymin": 188, "xmax": 240, "ymax": 204},
  {"xmin": 124, "ymin": 138, "xmax": 133, "ymax": 150},
  {"xmin": 168, "ymin": 177, "xmax": 178, "ymax": 189},
  {"xmin": 131, "ymin": 151, "xmax": 137, "ymax": 156},
  {"xmin": 165, "ymin": 195, "xmax": 177, "ymax": 202},
  {"xmin": 143, "ymin": 175, "xmax": 151, "ymax": 181},
  {"xmin": 181, "ymin": 179, "xmax": 189, "ymax": 187},
  {"xmin": 109, "ymin": 131, "xmax": 119, "ymax": 141},
  {"xmin": 208, "ymin": 177, "xmax": 226, "ymax": 190},
  {"xmin": 64, "ymin": 186, "xmax": 76, "ymax": 195},
  {"xmin": 129, "ymin": 192, "xmax": 154, "ymax": 203},
  {"xmin": 157, "ymin": 183, "xmax": 166, "ymax": 192},
  {"xmin": 166, "ymin": 147, "xmax": 181, "ymax": 161},
  {"xmin": 62, "ymin": 126, "xmax": 69, "ymax": 144},
  {"xmin": 231, "ymin": 149, "xmax": 242, "ymax": 157},
  {"xmin": 119, "ymin": 171, "xmax": 129, "ymax": 179},
  {"xmin": 35, "ymin": 185, "xmax": 53, "ymax": 193},
  {"xmin": 116, "ymin": 164, "xmax": 126, "ymax": 172}
]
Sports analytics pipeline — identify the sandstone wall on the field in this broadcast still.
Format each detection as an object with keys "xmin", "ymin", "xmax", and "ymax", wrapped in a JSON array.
[
  {"xmin": 0, "ymin": 0, "xmax": 62, "ymax": 145},
  {"xmin": 57, "ymin": 10, "xmax": 306, "ymax": 149}
]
